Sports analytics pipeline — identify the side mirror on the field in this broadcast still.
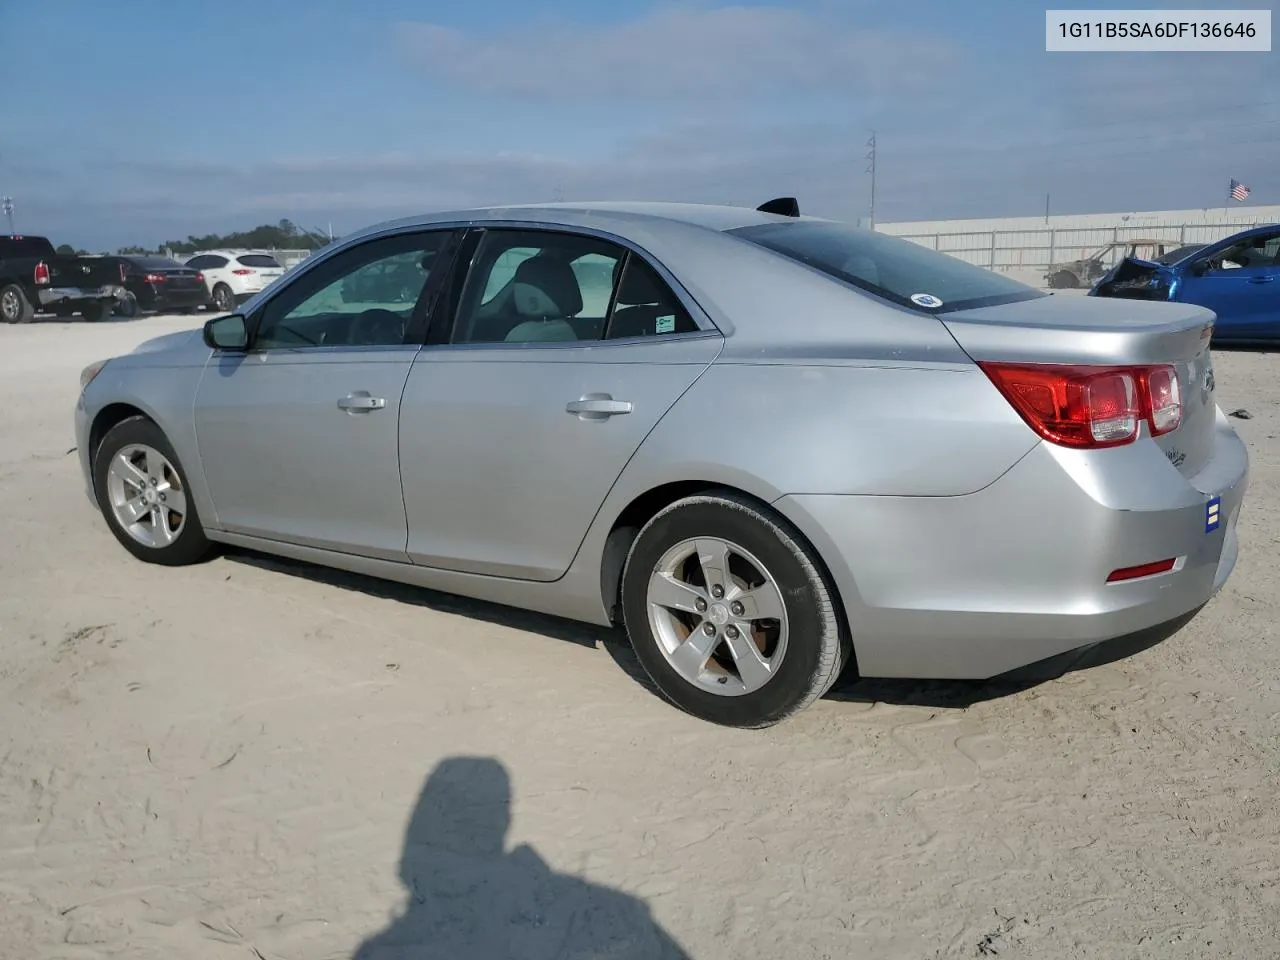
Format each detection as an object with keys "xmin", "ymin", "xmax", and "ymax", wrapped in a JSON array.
[{"xmin": 203, "ymin": 313, "xmax": 249, "ymax": 351}]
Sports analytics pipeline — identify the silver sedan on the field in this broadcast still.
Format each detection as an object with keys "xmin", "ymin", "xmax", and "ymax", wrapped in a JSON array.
[{"xmin": 74, "ymin": 199, "xmax": 1249, "ymax": 727}]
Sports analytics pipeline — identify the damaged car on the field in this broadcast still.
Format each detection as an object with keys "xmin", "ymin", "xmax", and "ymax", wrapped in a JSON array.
[{"xmin": 1091, "ymin": 224, "xmax": 1280, "ymax": 343}]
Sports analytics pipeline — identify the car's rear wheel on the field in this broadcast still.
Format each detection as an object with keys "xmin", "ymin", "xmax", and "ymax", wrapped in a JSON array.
[
  {"xmin": 93, "ymin": 416, "xmax": 214, "ymax": 566},
  {"xmin": 0, "ymin": 283, "xmax": 34, "ymax": 324},
  {"xmin": 114, "ymin": 292, "xmax": 140, "ymax": 318},
  {"xmin": 80, "ymin": 300, "xmax": 108, "ymax": 322},
  {"xmin": 212, "ymin": 283, "xmax": 235, "ymax": 312},
  {"xmin": 621, "ymin": 491, "xmax": 848, "ymax": 727}
]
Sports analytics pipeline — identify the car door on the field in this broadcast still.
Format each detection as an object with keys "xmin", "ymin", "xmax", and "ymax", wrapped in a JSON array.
[
  {"xmin": 193, "ymin": 228, "xmax": 460, "ymax": 560},
  {"xmin": 1178, "ymin": 230, "xmax": 1280, "ymax": 340},
  {"xmin": 398, "ymin": 226, "xmax": 723, "ymax": 581}
]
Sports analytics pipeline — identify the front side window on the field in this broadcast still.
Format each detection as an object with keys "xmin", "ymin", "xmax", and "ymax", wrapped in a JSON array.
[
  {"xmin": 253, "ymin": 231, "xmax": 453, "ymax": 349},
  {"xmin": 452, "ymin": 229, "xmax": 699, "ymax": 345},
  {"xmin": 727, "ymin": 220, "xmax": 1045, "ymax": 313},
  {"xmin": 1212, "ymin": 230, "xmax": 1280, "ymax": 270}
]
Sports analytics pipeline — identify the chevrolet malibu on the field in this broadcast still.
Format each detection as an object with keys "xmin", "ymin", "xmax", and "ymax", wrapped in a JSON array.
[{"xmin": 75, "ymin": 199, "xmax": 1249, "ymax": 727}]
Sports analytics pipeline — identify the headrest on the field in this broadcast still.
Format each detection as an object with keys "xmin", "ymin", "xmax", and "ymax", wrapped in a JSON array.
[
  {"xmin": 613, "ymin": 257, "xmax": 666, "ymax": 306},
  {"xmin": 512, "ymin": 256, "xmax": 582, "ymax": 317}
]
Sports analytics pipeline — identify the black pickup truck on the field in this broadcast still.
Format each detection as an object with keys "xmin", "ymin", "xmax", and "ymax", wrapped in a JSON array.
[{"xmin": 0, "ymin": 235, "xmax": 124, "ymax": 323}]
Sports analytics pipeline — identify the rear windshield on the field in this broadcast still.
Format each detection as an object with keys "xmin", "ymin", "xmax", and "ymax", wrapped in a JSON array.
[
  {"xmin": 237, "ymin": 254, "xmax": 281, "ymax": 268},
  {"xmin": 133, "ymin": 256, "xmax": 182, "ymax": 269},
  {"xmin": 0, "ymin": 236, "xmax": 56, "ymax": 258},
  {"xmin": 727, "ymin": 220, "xmax": 1045, "ymax": 313}
]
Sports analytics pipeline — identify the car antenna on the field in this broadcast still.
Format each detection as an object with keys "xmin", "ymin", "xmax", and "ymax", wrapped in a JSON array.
[{"xmin": 756, "ymin": 197, "xmax": 800, "ymax": 217}]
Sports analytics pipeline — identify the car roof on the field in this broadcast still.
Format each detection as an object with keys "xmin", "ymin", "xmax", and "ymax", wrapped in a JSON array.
[{"xmin": 342, "ymin": 201, "xmax": 826, "ymax": 244}]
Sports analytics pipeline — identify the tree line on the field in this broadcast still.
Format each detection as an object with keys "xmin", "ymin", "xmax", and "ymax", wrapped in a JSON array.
[{"xmin": 56, "ymin": 219, "xmax": 334, "ymax": 258}]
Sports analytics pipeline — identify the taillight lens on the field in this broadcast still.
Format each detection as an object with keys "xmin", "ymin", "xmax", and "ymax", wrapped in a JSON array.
[
  {"xmin": 979, "ymin": 362, "xmax": 1182, "ymax": 450},
  {"xmin": 231, "ymin": 268, "xmax": 253, "ymax": 276},
  {"xmin": 34, "ymin": 261, "xmax": 50, "ymax": 285},
  {"xmin": 195, "ymin": 271, "xmax": 205, "ymax": 283},
  {"xmin": 1141, "ymin": 366, "xmax": 1182, "ymax": 435},
  {"xmin": 144, "ymin": 273, "xmax": 166, "ymax": 283}
]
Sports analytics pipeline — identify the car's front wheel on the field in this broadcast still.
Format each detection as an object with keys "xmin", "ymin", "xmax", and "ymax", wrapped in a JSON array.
[
  {"xmin": 93, "ymin": 416, "xmax": 214, "ymax": 566},
  {"xmin": 621, "ymin": 491, "xmax": 848, "ymax": 727}
]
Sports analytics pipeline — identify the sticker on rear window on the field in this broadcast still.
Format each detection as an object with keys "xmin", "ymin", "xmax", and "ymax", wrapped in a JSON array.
[
  {"xmin": 910, "ymin": 293, "xmax": 943, "ymax": 308},
  {"xmin": 655, "ymin": 314, "xmax": 676, "ymax": 334}
]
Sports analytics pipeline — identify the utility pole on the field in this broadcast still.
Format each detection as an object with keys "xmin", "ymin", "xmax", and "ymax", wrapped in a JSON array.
[
  {"xmin": 1045, "ymin": 193, "xmax": 1050, "ymax": 223},
  {"xmin": 1, "ymin": 196, "xmax": 13, "ymax": 235},
  {"xmin": 865, "ymin": 132, "xmax": 877, "ymax": 231}
]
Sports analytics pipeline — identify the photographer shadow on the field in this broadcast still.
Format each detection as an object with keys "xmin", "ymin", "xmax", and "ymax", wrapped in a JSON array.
[{"xmin": 354, "ymin": 756, "xmax": 691, "ymax": 960}]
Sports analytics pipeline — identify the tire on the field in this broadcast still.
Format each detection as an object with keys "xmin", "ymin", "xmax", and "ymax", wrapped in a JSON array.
[
  {"xmin": 620, "ymin": 491, "xmax": 849, "ymax": 728},
  {"xmin": 0, "ymin": 283, "xmax": 34, "ymax": 324},
  {"xmin": 114, "ymin": 293, "xmax": 140, "ymax": 318},
  {"xmin": 1050, "ymin": 270, "xmax": 1079, "ymax": 290},
  {"xmin": 212, "ymin": 283, "xmax": 235, "ymax": 312},
  {"xmin": 92, "ymin": 416, "xmax": 214, "ymax": 567},
  {"xmin": 80, "ymin": 300, "xmax": 108, "ymax": 322}
]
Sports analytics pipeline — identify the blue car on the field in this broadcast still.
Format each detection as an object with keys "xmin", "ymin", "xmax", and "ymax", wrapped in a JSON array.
[{"xmin": 1091, "ymin": 223, "xmax": 1280, "ymax": 343}]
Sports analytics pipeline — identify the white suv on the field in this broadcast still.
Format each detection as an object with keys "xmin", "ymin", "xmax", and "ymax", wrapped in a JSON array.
[{"xmin": 185, "ymin": 250, "xmax": 285, "ymax": 312}]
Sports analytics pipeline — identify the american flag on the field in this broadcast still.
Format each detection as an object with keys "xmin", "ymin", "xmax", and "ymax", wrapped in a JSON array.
[{"xmin": 1229, "ymin": 178, "xmax": 1251, "ymax": 202}]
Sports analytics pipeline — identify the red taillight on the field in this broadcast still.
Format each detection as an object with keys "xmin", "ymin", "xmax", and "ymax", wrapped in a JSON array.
[
  {"xmin": 1107, "ymin": 558, "xmax": 1178, "ymax": 582},
  {"xmin": 979, "ymin": 362, "xmax": 1182, "ymax": 450},
  {"xmin": 144, "ymin": 273, "xmax": 167, "ymax": 284},
  {"xmin": 33, "ymin": 261, "xmax": 50, "ymax": 285},
  {"xmin": 231, "ymin": 268, "xmax": 253, "ymax": 275},
  {"xmin": 1141, "ymin": 366, "xmax": 1182, "ymax": 436},
  {"xmin": 195, "ymin": 272, "xmax": 205, "ymax": 283}
]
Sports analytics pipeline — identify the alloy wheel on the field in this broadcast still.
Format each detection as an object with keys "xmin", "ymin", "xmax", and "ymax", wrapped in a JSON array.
[{"xmin": 645, "ymin": 536, "xmax": 789, "ymax": 696}]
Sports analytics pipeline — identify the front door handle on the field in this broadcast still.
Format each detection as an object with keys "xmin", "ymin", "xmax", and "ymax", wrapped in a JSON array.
[
  {"xmin": 566, "ymin": 394, "xmax": 633, "ymax": 420},
  {"xmin": 338, "ymin": 392, "xmax": 386, "ymax": 413},
  {"xmin": 1247, "ymin": 276, "xmax": 1275, "ymax": 284}
]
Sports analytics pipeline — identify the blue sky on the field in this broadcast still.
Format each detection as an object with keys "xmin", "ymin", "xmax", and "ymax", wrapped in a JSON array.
[{"xmin": 1, "ymin": 0, "xmax": 1276, "ymax": 250}]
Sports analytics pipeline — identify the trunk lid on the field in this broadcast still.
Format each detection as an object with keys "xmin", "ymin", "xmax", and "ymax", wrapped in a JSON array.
[
  {"xmin": 156, "ymin": 267, "xmax": 205, "ymax": 291},
  {"xmin": 941, "ymin": 293, "xmax": 1218, "ymax": 478}
]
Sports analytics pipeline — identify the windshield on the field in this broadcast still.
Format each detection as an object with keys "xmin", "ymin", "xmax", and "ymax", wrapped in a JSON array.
[{"xmin": 727, "ymin": 220, "xmax": 1044, "ymax": 313}]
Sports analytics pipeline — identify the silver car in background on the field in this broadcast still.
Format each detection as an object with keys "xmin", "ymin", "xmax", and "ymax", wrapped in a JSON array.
[{"xmin": 75, "ymin": 199, "xmax": 1249, "ymax": 727}]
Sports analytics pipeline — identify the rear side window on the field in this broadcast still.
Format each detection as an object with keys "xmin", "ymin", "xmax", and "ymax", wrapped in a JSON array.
[
  {"xmin": 237, "ymin": 254, "xmax": 282, "ymax": 268},
  {"xmin": 190, "ymin": 255, "xmax": 229, "ymax": 269},
  {"xmin": 727, "ymin": 221, "xmax": 1045, "ymax": 313},
  {"xmin": 605, "ymin": 256, "xmax": 698, "ymax": 340}
]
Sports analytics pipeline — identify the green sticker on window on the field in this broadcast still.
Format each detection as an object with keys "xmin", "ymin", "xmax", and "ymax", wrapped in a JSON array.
[{"xmin": 655, "ymin": 314, "xmax": 676, "ymax": 334}]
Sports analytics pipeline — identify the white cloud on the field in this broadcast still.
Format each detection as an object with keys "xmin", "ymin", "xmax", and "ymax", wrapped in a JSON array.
[{"xmin": 393, "ymin": 5, "xmax": 960, "ymax": 100}]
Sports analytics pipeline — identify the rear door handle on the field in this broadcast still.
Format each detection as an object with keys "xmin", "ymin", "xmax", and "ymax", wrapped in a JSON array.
[
  {"xmin": 566, "ymin": 395, "xmax": 633, "ymax": 420},
  {"xmin": 338, "ymin": 392, "xmax": 386, "ymax": 413}
]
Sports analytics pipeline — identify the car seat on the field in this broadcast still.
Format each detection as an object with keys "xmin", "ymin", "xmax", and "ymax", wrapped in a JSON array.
[{"xmin": 503, "ymin": 256, "xmax": 581, "ymax": 343}]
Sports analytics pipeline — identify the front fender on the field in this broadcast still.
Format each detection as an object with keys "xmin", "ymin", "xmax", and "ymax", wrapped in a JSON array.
[{"xmin": 80, "ymin": 361, "xmax": 218, "ymax": 528}]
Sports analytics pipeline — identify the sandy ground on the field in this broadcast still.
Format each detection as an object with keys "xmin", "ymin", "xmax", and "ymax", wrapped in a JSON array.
[{"xmin": 1, "ymin": 313, "xmax": 1278, "ymax": 960}]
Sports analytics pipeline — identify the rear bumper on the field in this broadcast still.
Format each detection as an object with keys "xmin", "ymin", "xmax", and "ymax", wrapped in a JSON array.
[
  {"xmin": 139, "ymin": 287, "xmax": 208, "ymax": 310},
  {"xmin": 776, "ymin": 408, "xmax": 1249, "ymax": 679},
  {"xmin": 39, "ymin": 286, "xmax": 120, "ymax": 306}
]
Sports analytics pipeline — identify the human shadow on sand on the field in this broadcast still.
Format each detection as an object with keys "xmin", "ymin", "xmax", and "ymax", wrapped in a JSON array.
[{"xmin": 353, "ymin": 756, "xmax": 691, "ymax": 960}]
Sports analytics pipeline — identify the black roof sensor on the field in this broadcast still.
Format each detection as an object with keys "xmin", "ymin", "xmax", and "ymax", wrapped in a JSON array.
[{"xmin": 756, "ymin": 197, "xmax": 800, "ymax": 217}]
